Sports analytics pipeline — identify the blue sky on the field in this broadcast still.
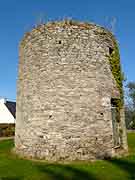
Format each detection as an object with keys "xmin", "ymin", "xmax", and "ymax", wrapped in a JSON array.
[{"xmin": 0, "ymin": 0, "xmax": 134, "ymax": 100}]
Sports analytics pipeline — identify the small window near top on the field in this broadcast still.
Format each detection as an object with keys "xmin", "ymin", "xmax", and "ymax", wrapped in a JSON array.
[
  {"xmin": 109, "ymin": 47, "xmax": 113, "ymax": 55},
  {"xmin": 58, "ymin": 40, "xmax": 62, "ymax": 44}
]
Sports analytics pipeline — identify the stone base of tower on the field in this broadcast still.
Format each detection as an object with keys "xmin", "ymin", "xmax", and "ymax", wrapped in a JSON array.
[{"xmin": 14, "ymin": 133, "xmax": 127, "ymax": 162}]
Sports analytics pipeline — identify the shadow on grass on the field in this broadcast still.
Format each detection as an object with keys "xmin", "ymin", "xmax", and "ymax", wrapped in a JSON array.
[
  {"xmin": 107, "ymin": 158, "xmax": 135, "ymax": 180},
  {"xmin": 36, "ymin": 164, "xmax": 98, "ymax": 180},
  {"xmin": 0, "ymin": 177, "xmax": 23, "ymax": 180},
  {"xmin": 37, "ymin": 158, "xmax": 135, "ymax": 180}
]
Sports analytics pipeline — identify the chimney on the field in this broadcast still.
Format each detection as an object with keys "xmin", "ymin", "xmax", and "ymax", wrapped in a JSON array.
[{"xmin": 0, "ymin": 98, "xmax": 7, "ymax": 104}]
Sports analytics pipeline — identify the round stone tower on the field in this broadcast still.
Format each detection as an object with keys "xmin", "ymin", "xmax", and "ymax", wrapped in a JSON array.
[{"xmin": 15, "ymin": 20, "xmax": 128, "ymax": 161}]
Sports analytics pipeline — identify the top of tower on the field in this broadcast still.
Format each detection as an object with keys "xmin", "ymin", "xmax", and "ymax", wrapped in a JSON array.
[{"xmin": 21, "ymin": 19, "xmax": 116, "ymax": 47}]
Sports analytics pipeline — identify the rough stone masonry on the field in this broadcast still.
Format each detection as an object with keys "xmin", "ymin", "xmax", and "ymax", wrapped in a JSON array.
[{"xmin": 15, "ymin": 20, "xmax": 128, "ymax": 161}]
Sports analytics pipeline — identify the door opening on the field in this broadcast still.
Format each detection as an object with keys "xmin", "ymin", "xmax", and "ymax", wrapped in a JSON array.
[{"xmin": 111, "ymin": 98, "xmax": 121, "ymax": 148}]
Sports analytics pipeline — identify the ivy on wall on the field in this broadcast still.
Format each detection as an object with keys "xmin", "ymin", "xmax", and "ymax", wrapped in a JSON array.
[{"xmin": 108, "ymin": 40, "xmax": 124, "ymax": 109}]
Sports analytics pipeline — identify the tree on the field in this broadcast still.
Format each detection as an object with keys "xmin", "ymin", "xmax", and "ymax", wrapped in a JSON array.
[
  {"xmin": 127, "ymin": 82, "xmax": 135, "ymax": 109},
  {"xmin": 125, "ymin": 82, "xmax": 135, "ymax": 129}
]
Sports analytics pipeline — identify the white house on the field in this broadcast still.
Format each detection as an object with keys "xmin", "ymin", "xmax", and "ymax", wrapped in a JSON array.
[{"xmin": 0, "ymin": 98, "xmax": 16, "ymax": 124}]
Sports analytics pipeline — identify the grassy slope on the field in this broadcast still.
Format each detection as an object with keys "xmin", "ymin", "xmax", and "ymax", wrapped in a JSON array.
[{"xmin": 0, "ymin": 133, "xmax": 135, "ymax": 180}]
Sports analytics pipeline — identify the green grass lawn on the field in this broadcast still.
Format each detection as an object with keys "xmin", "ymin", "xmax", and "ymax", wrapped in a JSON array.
[{"xmin": 0, "ymin": 133, "xmax": 135, "ymax": 180}]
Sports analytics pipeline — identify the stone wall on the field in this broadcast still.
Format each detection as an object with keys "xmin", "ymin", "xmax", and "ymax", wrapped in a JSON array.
[{"xmin": 15, "ymin": 20, "xmax": 128, "ymax": 161}]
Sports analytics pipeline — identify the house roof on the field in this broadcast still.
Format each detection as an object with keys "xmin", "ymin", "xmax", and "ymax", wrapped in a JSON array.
[{"xmin": 5, "ymin": 101, "xmax": 16, "ymax": 118}]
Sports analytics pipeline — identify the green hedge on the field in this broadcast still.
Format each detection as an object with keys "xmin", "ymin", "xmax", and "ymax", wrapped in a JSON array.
[{"xmin": 0, "ymin": 124, "xmax": 15, "ymax": 137}]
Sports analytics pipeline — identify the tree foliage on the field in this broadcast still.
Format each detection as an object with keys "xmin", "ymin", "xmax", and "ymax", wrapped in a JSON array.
[{"xmin": 125, "ymin": 82, "xmax": 135, "ymax": 129}]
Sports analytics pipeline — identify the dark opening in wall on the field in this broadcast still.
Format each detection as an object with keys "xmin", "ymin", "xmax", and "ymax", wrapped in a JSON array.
[
  {"xmin": 111, "ymin": 98, "xmax": 121, "ymax": 147},
  {"xmin": 58, "ymin": 40, "xmax": 62, "ymax": 44},
  {"xmin": 111, "ymin": 98, "xmax": 119, "ymax": 107},
  {"xmin": 109, "ymin": 47, "xmax": 113, "ymax": 55}
]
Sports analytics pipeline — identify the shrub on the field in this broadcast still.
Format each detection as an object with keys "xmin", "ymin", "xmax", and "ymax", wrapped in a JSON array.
[{"xmin": 0, "ymin": 124, "xmax": 15, "ymax": 137}]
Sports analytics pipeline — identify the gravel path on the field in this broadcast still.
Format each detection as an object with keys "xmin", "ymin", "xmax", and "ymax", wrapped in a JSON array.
[{"xmin": 0, "ymin": 137, "xmax": 14, "ymax": 141}]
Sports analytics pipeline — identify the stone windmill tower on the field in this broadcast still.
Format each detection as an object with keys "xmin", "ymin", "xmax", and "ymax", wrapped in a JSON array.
[{"xmin": 15, "ymin": 20, "xmax": 128, "ymax": 161}]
